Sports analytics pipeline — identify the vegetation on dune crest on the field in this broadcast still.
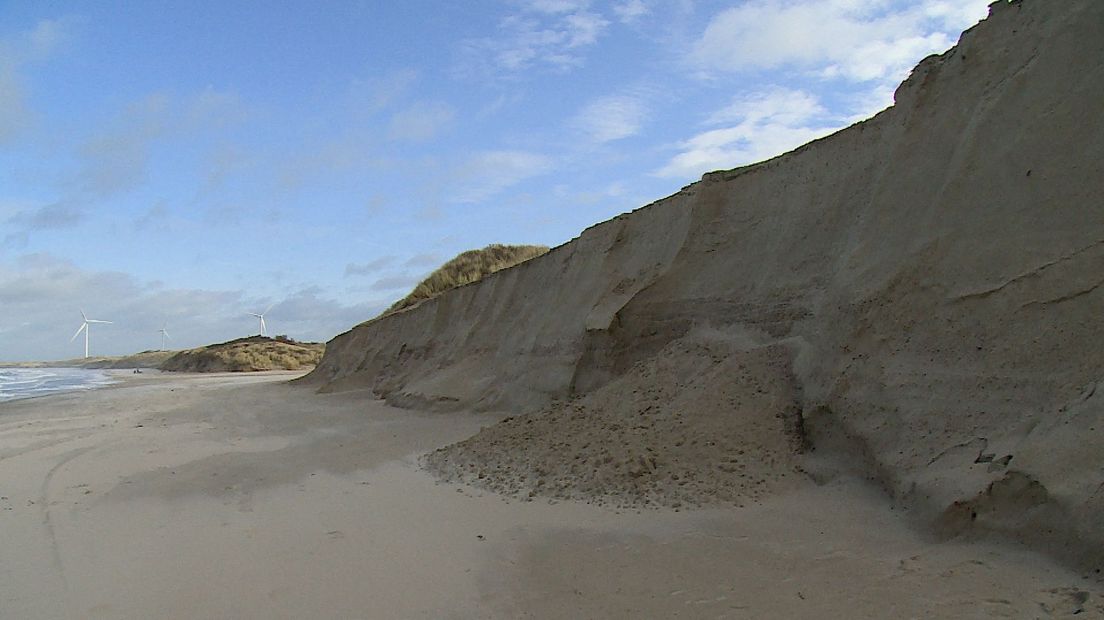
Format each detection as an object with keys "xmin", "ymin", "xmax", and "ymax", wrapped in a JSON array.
[
  {"xmin": 80, "ymin": 350, "xmax": 177, "ymax": 369},
  {"xmin": 388, "ymin": 244, "xmax": 549, "ymax": 313},
  {"xmin": 159, "ymin": 336, "xmax": 324, "ymax": 372}
]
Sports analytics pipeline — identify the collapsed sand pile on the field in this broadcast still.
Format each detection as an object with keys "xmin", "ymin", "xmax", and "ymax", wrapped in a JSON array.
[
  {"xmin": 426, "ymin": 334, "xmax": 805, "ymax": 508},
  {"xmin": 306, "ymin": 0, "xmax": 1104, "ymax": 572}
]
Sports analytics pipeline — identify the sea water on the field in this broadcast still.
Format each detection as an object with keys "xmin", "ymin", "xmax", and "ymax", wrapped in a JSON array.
[{"xmin": 0, "ymin": 368, "xmax": 118, "ymax": 403}]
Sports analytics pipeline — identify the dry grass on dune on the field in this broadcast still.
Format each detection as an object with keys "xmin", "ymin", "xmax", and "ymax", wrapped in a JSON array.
[{"xmin": 388, "ymin": 244, "xmax": 548, "ymax": 313}]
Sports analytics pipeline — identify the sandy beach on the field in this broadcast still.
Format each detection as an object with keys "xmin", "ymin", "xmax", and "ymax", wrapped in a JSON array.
[{"xmin": 0, "ymin": 373, "xmax": 1099, "ymax": 619}]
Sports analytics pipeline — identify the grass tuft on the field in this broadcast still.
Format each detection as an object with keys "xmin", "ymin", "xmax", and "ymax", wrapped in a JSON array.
[{"xmin": 387, "ymin": 244, "xmax": 548, "ymax": 313}]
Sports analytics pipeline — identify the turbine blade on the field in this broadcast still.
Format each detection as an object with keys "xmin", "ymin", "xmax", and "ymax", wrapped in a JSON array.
[
  {"xmin": 70, "ymin": 323, "xmax": 87, "ymax": 342},
  {"xmin": 264, "ymin": 303, "xmax": 274, "ymax": 315},
  {"xmin": 80, "ymin": 309, "xmax": 88, "ymax": 321}
]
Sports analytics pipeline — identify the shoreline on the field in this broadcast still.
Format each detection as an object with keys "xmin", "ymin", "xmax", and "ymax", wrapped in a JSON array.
[
  {"xmin": 0, "ymin": 368, "xmax": 309, "ymax": 405},
  {"xmin": 1, "ymin": 374, "xmax": 1100, "ymax": 618}
]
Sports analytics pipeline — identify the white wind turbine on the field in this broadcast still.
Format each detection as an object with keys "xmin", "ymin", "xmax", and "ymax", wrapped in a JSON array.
[
  {"xmin": 248, "ymin": 304, "xmax": 273, "ymax": 337},
  {"xmin": 70, "ymin": 310, "xmax": 112, "ymax": 358},
  {"xmin": 158, "ymin": 322, "xmax": 171, "ymax": 350}
]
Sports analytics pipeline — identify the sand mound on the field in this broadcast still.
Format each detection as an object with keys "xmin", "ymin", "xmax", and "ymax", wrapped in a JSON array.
[
  {"xmin": 161, "ymin": 336, "xmax": 323, "ymax": 372},
  {"xmin": 426, "ymin": 334, "xmax": 806, "ymax": 508}
]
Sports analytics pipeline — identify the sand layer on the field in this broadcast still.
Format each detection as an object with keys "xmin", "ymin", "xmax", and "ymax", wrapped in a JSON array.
[{"xmin": 1, "ymin": 375, "xmax": 1103, "ymax": 618}]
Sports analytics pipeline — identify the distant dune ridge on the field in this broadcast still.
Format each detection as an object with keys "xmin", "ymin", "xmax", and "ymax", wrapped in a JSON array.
[
  {"xmin": 0, "ymin": 350, "xmax": 175, "ymax": 369},
  {"xmin": 161, "ymin": 336, "xmax": 323, "ymax": 372},
  {"xmin": 305, "ymin": 0, "xmax": 1104, "ymax": 572}
]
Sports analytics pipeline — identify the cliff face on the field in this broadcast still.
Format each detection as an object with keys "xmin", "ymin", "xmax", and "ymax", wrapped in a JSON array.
[{"xmin": 306, "ymin": 1, "xmax": 1104, "ymax": 570}]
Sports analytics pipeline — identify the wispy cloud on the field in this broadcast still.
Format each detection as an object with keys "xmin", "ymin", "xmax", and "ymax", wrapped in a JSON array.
[
  {"xmin": 345, "ymin": 256, "xmax": 396, "ymax": 277},
  {"xmin": 571, "ymin": 94, "xmax": 648, "ymax": 143},
  {"xmin": 458, "ymin": 1, "xmax": 610, "ymax": 76},
  {"xmin": 613, "ymin": 0, "xmax": 651, "ymax": 23},
  {"xmin": 370, "ymin": 274, "xmax": 420, "ymax": 292},
  {"xmin": 452, "ymin": 150, "xmax": 554, "ymax": 203},
  {"xmin": 345, "ymin": 68, "xmax": 420, "ymax": 116},
  {"xmin": 387, "ymin": 100, "xmax": 455, "ymax": 142},
  {"xmin": 0, "ymin": 59, "xmax": 31, "ymax": 145},
  {"xmin": 76, "ymin": 88, "xmax": 248, "ymax": 199},
  {"xmin": 133, "ymin": 202, "xmax": 171, "ymax": 232},
  {"xmin": 404, "ymin": 253, "xmax": 441, "ymax": 268},
  {"xmin": 656, "ymin": 88, "xmax": 838, "ymax": 180},
  {"xmin": 0, "ymin": 17, "xmax": 78, "ymax": 145},
  {"xmin": 2, "ymin": 200, "xmax": 84, "ymax": 249}
]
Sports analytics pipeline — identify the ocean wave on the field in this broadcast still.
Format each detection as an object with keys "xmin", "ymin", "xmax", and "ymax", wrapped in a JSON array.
[{"xmin": 0, "ymin": 368, "xmax": 118, "ymax": 403}]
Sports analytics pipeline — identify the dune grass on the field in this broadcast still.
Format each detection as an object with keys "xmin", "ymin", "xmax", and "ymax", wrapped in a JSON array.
[
  {"xmin": 159, "ymin": 336, "xmax": 324, "ymax": 372},
  {"xmin": 388, "ymin": 244, "xmax": 549, "ymax": 313}
]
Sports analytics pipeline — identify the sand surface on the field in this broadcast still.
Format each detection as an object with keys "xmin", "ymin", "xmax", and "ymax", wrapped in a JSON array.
[{"xmin": 1, "ymin": 374, "xmax": 1100, "ymax": 619}]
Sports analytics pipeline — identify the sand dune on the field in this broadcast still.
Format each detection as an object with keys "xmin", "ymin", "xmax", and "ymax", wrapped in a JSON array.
[{"xmin": 306, "ymin": 0, "xmax": 1104, "ymax": 575}]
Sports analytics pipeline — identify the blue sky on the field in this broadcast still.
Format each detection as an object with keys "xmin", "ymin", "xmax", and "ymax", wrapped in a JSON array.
[{"xmin": 0, "ymin": 0, "xmax": 989, "ymax": 361}]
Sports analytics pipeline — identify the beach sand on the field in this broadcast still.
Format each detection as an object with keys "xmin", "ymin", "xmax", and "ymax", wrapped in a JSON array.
[{"xmin": 1, "ymin": 373, "xmax": 1100, "ymax": 619}]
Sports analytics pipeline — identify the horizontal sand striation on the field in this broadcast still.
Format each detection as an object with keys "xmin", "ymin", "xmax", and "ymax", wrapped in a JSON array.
[
  {"xmin": 1, "ymin": 376, "xmax": 1102, "ymax": 618},
  {"xmin": 306, "ymin": 0, "xmax": 1104, "ymax": 572}
]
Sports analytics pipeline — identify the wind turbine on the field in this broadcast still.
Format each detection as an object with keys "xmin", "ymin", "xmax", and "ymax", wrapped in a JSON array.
[
  {"xmin": 248, "ymin": 305, "xmax": 273, "ymax": 337},
  {"xmin": 70, "ymin": 310, "xmax": 112, "ymax": 358},
  {"xmin": 158, "ymin": 322, "xmax": 171, "ymax": 350}
]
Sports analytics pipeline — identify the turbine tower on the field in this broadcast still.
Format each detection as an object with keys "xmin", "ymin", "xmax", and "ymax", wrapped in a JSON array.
[
  {"xmin": 158, "ymin": 323, "xmax": 171, "ymax": 350},
  {"xmin": 248, "ymin": 305, "xmax": 273, "ymax": 337},
  {"xmin": 70, "ymin": 310, "xmax": 112, "ymax": 358}
]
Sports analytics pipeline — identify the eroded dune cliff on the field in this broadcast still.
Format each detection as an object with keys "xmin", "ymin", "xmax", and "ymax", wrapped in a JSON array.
[{"xmin": 305, "ymin": 0, "xmax": 1104, "ymax": 572}]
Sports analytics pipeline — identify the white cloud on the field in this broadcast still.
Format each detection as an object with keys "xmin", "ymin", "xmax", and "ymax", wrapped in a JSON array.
[
  {"xmin": 656, "ymin": 88, "xmax": 839, "ymax": 180},
  {"xmin": 613, "ymin": 0, "xmax": 651, "ymax": 23},
  {"xmin": 452, "ymin": 150, "xmax": 554, "ymax": 203},
  {"xmin": 0, "ymin": 17, "xmax": 77, "ymax": 145},
  {"xmin": 571, "ymin": 94, "xmax": 648, "ymax": 143},
  {"xmin": 524, "ymin": 0, "xmax": 589, "ymax": 13},
  {"xmin": 706, "ymin": 88, "xmax": 823, "ymax": 126},
  {"xmin": 388, "ymin": 101, "xmax": 455, "ymax": 142},
  {"xmin": 459, "ymin": 3, "xmax": 610, "ymax": 75},
  {"xmin": 690, "ymin": 0, "xmax": 990, "ymax": 83}
]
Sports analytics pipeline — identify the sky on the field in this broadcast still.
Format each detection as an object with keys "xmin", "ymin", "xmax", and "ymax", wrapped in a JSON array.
[{"xmin": 0, "ymin": 0, "xmax": 991, "ymax": 362}]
